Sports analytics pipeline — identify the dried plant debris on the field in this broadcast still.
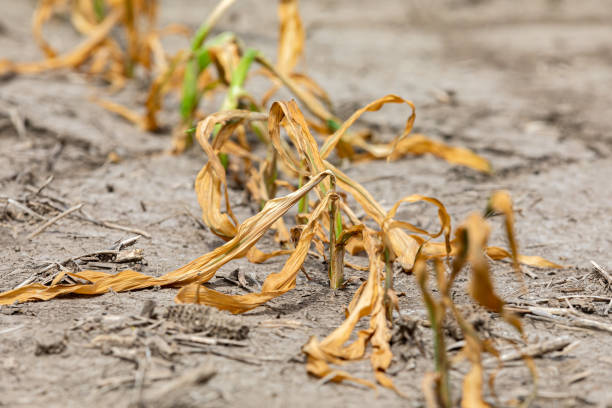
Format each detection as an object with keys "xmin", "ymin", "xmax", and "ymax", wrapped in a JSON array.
[
  {"xmin": 0, "ymin": 99, "xmax": 563, "ymax": 404},
  {"xmin": 0, "ymin": 0, "xmax": 572, "ymax": 404},
  {"xmin": 3, "ymin": 0, "xmax": 494, "ymax": 176},
  {"xmin": 35, "ymin": 335, "xmax": 67, "ymax": 356},
  {"xmin": 0, "ymin": 0, "xmax": 171, "ymax": 89},
  {"xmin": 161, "ymin": 304, "xmax": 249, "ymax": 339}
]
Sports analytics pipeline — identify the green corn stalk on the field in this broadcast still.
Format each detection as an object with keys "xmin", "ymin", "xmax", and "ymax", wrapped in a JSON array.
[
  {"xmin": 93, "ymin": 0, "xmax": 105, "ymax": 21},
  {"xmin": 178, "ymin": 0, "xmax": 239, "ymax": 147},
  {"xmin": 191, "ymin": 0, "xmax": 237, "ymax": 51},
  {"xmin": 383, "ymin": 247, "xmax": 394, "ymax": 321},
  {"xmin": 214, "ymin": 47, "xmax": 258, "ymax": 167},
  {"xmin": 328, "ymin": 175, "xmax": 344, "ymax": 289},
  {"xmin": 297, "ymin": 159, "xmax": 310, "ymax": 222},
  {"xmin": 180, "ymin": 32, "xmax": 236, "ymax": 124},
  {"xmin": 416, "ymin": 259, "xmax": 451, "ymax": 407}
]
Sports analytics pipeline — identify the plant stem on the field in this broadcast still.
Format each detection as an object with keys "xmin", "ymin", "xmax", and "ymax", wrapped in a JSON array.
[
  {"xmin": 213, "ymin": 48, "xmax": 258, "ymax": 165},
  {"xmin": 417, "ymin": 261, "xmax": 452, "ymax": 407},
  {"xmin": 220, "ymin": 48, "xmax": 258, "ymax": 111},
  {"xmin": 383, "ymin": 247, "xmax": 394, "ymax": 321},
  {"xmin": 296, "ymin": 169, "xmax": 309, "ymax": 224},
  {"xmin": 432, "ymin": 312, "xmax": 451, "ymax": 408},
  {"xmin": 328, "ymin": 175, "xmax": 343, "ymax": 289},
  {"xmin": 261, "ymin": 147, "xmax": 278, "ymax": 208},
  {"xmin": 93, "ymin": 0, "xmax": 105, "ymax": 21},
  {"xmin": 191, "ymin": 0, "xmax": 238, "ymax": 51}
]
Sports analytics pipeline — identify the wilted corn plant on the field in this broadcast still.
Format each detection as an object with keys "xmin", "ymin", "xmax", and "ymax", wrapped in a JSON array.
[
  {"xmin": 0, "ymin": 0, "xmax": 564, "ymax": 404},
  {"xmin": 1, "ymin": 0, "xmax": 497, "ymax": 174},
  {"xmin": 0, "ymin": 97, "xmax": 562, "ymax": 403},
  {"xmin": 0, "ymin": 0, "xmax": 176, "ymax": 89}
]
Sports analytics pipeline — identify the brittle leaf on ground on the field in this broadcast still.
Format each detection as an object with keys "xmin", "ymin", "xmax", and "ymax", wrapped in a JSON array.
[
  {"xmin": 303, "ymin": 227, "xmax": 404, "ymax": 395},
  {"xmin": 0, "ymin": 171, "xmax": 334, "ymax": 305},
  {"xmin": 174, "ymin": 193, "xmax": 332, "ymax": 313}
]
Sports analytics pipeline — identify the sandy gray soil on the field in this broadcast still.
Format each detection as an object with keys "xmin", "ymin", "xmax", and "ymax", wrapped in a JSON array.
[{"xmin": 1, "ymin": 0, "xmax": 612, "ymax": 407}]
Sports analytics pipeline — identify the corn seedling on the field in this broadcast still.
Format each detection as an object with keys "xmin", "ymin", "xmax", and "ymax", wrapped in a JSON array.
[
  {"xmin": 0, "ymin": 0, "xmax": 567, "ymax": 404},
  {"xmin": 3, "ymin": 0, "xmax": 494, "ymax": 177},
  {"xmin": 0, "ymin": 99, "xmax": 562, "ymax": 403}
]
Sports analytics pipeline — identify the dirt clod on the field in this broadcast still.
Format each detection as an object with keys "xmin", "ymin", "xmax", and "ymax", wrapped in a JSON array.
[{"xmin": 35, "ymin": 336, "xmax": 67, "ymax": 356}]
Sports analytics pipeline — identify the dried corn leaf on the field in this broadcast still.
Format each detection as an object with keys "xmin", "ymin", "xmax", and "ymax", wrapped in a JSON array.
[
  {"xmin": 486, "ymin": 247, "xmax": 564, "ymax": 269},
  {"xmin": 0, "ymin": 171, "xmax": 334, "ymax": 305},
  {"xmin": 194, "ymin": 110, "xmax": 268, "ymax": 239},
  {"xmin": 174, "ymin": 193, "xmax": 331, "ymax": 313},
  {"xmin": 319, "ymin": 94, "xmax": 415, "ymax": 159},
  {"xmin": 462, "ymin": 362, "xmax": 490, "ymax": 408},
  {"xmin": 32, "ymin": 0, "xmax": 66, "ymax": 58},
  {"xmin": 0, "ymin": 7, "xmax": 122, "ymax": 75},
  {"xmin": 390, "ymin": 134, "xmax": 491, "ymax": 173},
  {"xmin": 277, "ymin": 0, "xmax": 304, "ymax": 74},
  {"xmin": 384, "ymin": 194, "xmax": 452, "ymax": 257},
  {"xmin": 325, "ymin": 162, "xmax": 421, "ymax": 269},
  {"xmin": 303, "ymin": 228, "xmax": 403, "ymax": 393},
  {"xmin": 318, "ymin": 94, "xmax": 490, "ymax": 172}
]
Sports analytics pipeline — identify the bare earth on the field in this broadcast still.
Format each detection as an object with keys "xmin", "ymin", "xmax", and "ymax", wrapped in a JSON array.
[{"xmin": 1, "ymin": 1, "xmax": 612, "ymax": 407}]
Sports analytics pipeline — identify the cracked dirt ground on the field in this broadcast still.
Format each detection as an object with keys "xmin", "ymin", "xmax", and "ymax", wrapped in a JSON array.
[{"xmin": 1, "ymin": 0, "xmax": 612, "ymax": 407}]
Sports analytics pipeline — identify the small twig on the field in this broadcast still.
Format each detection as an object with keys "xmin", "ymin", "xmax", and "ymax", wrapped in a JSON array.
[
  {"xmin": 0, "ymin": 325, "xmax": 25, "ymax": 335},
  {"xmin": 591, "ymin": 260, "xmax": 612, "ymax": 288},
  {"xmin": 96, "ymin": 372, "xmax": 172, "ymax": 389},
  {"xmin": 30, "ymin": 175, "xmax": 55, "ymax": 197},
  {"xmin": 483, "ymin": 337, "xmax": 571, "ymax": 367},
  {"xmin": 27, "ymin": 203, "xmax": 83, "ymax": 240},
  {"xmin": 563, "ymin": 297, "xmax": 577, "ymax": 313},
  {"xmin": 0, "ymin": 102, "xmax": 27, "ymax": 139},
  {"xmin": 80, "ymin": 208, "xmax": 151, "ymax": 238},
  {"xmin": 206, "ymin": 349, "xmax": 262, "ymax": 366},
  {"xmin": 567, "ymin": 370, "xmax": 590, "ymax": 384},
  {"xmin": 605, "ymin": 298, "xmax": 612, "ymax": 315},
  {"xmin": 182, "ymin": 205, "xmax": 207, "ymax": 230},
  {"xmin": 23, "ymin": 188, "xmax": 151, "ymax": 238},
  {"xmin": 508, "ymin": 305, "xmax": 612, "ymax": 333},
  {"xmin": 14, "ymin": 275, "xmax": 36, "ymax": 289},
  {"xmin": 7, "ymin": 199, "xmax": 46, "ymax": 220},
  {"xmin": 110, "ymin": 235, "xmax": 140, "ymax": 250},
  {"xmin": 174, "ymin": 334, "xmax": 248, "ymax": 347}
]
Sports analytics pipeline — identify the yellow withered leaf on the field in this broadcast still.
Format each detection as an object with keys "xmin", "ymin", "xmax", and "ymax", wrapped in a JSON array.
[
  {"xmin": 96, "ymin": 50, "xmax": 189, "ymax": 131},
  {"xmin": 486, "ymin": 247, "xmax": 564, "ymax": 269},
  {"xmin": 174, "ymin": 193, "xmax": 331, "ymax": 313},
  {"xmin": 390, "ymin": 134, "xmax": 492, "ymax": 173},
  {"xmin": 317, "ymin": 94, "xmax": 491, "ymax": 172},
  {"xmin": 32, "ymin": 0, "xmax": 66, "ymax": 58},
  {"xmin": 384, "ymin": 194, "xmax": 452, "ymax": 257},
  {"xmin": 0, "ymin": 7, "xmax": 123, "ymax": 76},
  {"xmin": 319, "ymin": 94, "xmax": 416, "ymax": 160},
  {"xmin": 462, "ymin": 363, "xmax": 490, "ymax": 408},
  {"xmin": 487, "ymin": 191, "xmax": 519, "ymax": 272},
  {"xmin": 267, "ymin": 99, "xmax": 427, "ymax": 270},
  {"xmin": 277, "ymin": 0, "xmax": 304, "ymax": 74},
  {"xmin": 194, "ymin": 110, "xmax": 268, "ymax": 240},
  {"xmin": 302, "ymin": 227, "xmax": 404, "ymax": 394},
  {"xmin": 325, "ymin": 162, "xmax": 422, "ymax": 270}
]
